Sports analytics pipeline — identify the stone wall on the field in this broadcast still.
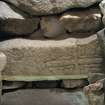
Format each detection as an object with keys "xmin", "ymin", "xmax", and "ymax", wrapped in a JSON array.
[{"xmin": 0, "ymin": 0, "xmax": 105, "ymax": 105}]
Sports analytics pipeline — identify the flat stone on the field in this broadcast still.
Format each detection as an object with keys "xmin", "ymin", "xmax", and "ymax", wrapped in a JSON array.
[
  {"xmin": 4, "ymin": 0, "xmax": 102, "ymax": 15},
  {"xmin": 0, "ymin": 34, "xmax": 103, "ymax": 79},
  {"xmin": 60, "ymin": 7, "xmax": 102, "ymax": 33},
  {"xmin": 0, "ymin": 1, "xmax": 39, "ymax": 37},
  {"xmin": 3, "ymin": 89, "xmax": 89, "ymax": 105}
]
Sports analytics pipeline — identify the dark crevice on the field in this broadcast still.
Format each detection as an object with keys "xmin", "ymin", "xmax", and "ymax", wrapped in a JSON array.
[{"xmin": 2, "ymin": 79, "xmax": 89, "ymax": 95}]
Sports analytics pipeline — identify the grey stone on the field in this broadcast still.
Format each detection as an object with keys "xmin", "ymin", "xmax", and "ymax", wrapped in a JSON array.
[
  {"xmin": 4, "ymin": 0, "xmax": 102, "ymax": 15},
  {"xmin": 97, "ymin": 28, "xmax": 105, "ymax": 54},
  {"xmin": 0, "ymin": 1, "xmax": 24, "ymax": 19},
  {"xmin": 0, "ymin": 18, "xmax": 40, "ymax": 36},
  {"xmin": 100, "ymin": 0, "xmax": 105, "ymax": 15},
  {"xmin": 102, "ymin": 16, "xmax": 105, "ymax": 25},
  {"xmin": 0, "ymin": 1, "xmax": 39, "ymax": 36},
  {"xmin": 60, "ymin": 8, "xmax": 102, "ymax": 33},
  {"xmin": 0, "ymin": 34, "xmax": 103, "ymax": 78},
  {"xmin": 84, "ymin": 79, "xmax": 105, "ymax": 105},
  {"xmin": 62, "ymin": 79, "xmax": 87, "ymax": 88},
  {"xmin": 41, "ymin": 16, "xmax": 65, "ymax": 38},
  {"xmin": 0, "ymin": 52, "xmax": 6, "ymax": 72},
  {"xmin": 85, "ymin": 91, "xmax": 104, "ymax": 105},
  {"xmin": 3, "ymin": 89, "xmax": 89, "ymax": 105},
  {"xmin": 88, "ymin": 73, "xmax": 105, "ymax": 84},
  {"xmin": 28, "ymin": 30, "xmax": 45, "ymax": 40},
  {"xmin": 100, "ymin": 0, "xmax": 105, "ymax": 25}
]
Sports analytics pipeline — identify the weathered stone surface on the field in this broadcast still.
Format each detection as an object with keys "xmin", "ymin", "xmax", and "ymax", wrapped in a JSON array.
[
  {"xmin": 41, "ymin": 16, "xmax": 65, "ymax": 38},
  {"xmin": 0, "ymin": 18, "xmax": 39, "ymax": 36},
  {"xmin": 85, "ymin": 91, "xmax": 104, "ymax": 105},
  {"xmin": 28, "ymin": 30, "xmax": 44, "ymax": 40},
  {"xmin": 4, "ymin": 0, "xmax": 102, "ymax": 15},
  {"xmin": 100, "ymin": 0, "xmax": 105, "ymax": 25},
  {"xmin": 3, "ymin": 89, "xmax": 89, "ymax": 105},
  {"xmin": 0, "ymin": 1, "xmax": 24, "ymax": 19},
  {"xmin": 85, "ymin": 78, "xmax": 105, "ymax": 105},
  {"xmin": 0, "ymin": 52, "xmax": 6, "ymax": 72},
  {"xmin": 88, "ymin": 73, "xmax": 105, "ymax": 84},
  {"xmin": 0, "ymin": 1, "xmax": 39, "ymax": 36},
  {"xmin": 60, "ymin": 8, "xmax": 102, "ymax": 33},
  {"xmin": 0, "ymin": 34, "xmax": 103, "ymax": 77},
  {"xmin": 97, "ymin": 28, "xmax": 105, "ymax": 54},
  {"xmin": 62, "ymin": 79, "xmax": 87, "ymax": 88}
]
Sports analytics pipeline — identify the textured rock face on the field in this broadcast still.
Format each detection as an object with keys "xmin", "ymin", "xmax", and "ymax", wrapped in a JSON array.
[
  {"xmin": 0, "ymin": 34, "xmax": 103, "ymax": 77},
  {"xmin": 0, "ymin": 1, "xmax": 104, "ymax": 104},
  {"xmin": 86, "ymin": 92, "xmax": 104, "ymax": 105},
  {"xmin": 60, "ymin": 8, "xmax": 102, "ymax": 33},
  {"xmin": 100, "ymin": 0, "xmax": 105, "ymax": 25},
  {"xmin": 41, "ymin": 16, "xmax": 65, "ymax": 38},
  {"xmin": 88, "ymin": 73, "xmax": 105, "ymax": 84},
  {"xmin": 84, "ymin": 78, "xmax": 105, "ymax": 105},
  {"xmin": 3, "ymin": 90, "xmax": 89, "ymax": 105},
  {"xmin": 62, "ymin": 79, "xmax": 87, "ymax": 88},
  {"xmin": 0, "ymin": 1, "xmax": 24, "ymax": 19},
  {"xmin": 0, "ymin": 18, "xmax": 39, "ymax": 36},
  {"xmin": 0, "ymin": 1, "xmax": 39, "ymax": 36},
  {"xmin": 37, "ymin": 7, "xmax": 103, "ymax": 38},
  {"xmin": 4, "ymin": 0, "xmax": 102, "ymax": 15},
  {"xmin": 0, "ymin": 52, "xmax": 7, "ymax": 72},
  {"xmin": 97, "ymin": 28, "xmax": 105, "ymax": 53}
]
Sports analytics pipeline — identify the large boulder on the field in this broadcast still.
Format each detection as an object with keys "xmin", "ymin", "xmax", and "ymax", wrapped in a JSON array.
[
  {"xmin": 60, "ymin": 8, "xmax": 102, "ymax": 33},
  {"xmin": 0, "ymin": 1, "xmax": 39, "ymax": 38},
  {"xmin": 4, "ymin": 0, "xmax": 102, "ymax": 15},
  {"xmin": 0, "ymin": 34, "xmax": 103, "ymax": 80}
]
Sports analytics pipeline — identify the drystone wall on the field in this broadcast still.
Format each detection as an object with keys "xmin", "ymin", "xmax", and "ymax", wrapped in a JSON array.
[{"xmin": 0, "ymin": 0, "xmax": 105, "ymax": 105}]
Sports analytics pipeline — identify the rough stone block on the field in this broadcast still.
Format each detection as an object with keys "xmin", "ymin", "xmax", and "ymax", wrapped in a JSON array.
[{"xmin": 0, "ymin": 34, "xmax": 103, "ymax": 78}]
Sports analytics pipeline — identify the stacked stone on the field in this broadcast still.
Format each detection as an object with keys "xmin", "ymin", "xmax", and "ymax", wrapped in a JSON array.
[
  {"xmin": 0, "ymin": 0, "xmax": 105, "ymax": 105},
  {"xmin": 86, "ymin": 1, "xmax": 105, "ymax": 105},
  {"xmin": 0, "ymin": 0, "xmax": 104, "ymax": 84},
  {"xmin": 0, "ymin": 0, "xmax": 103, "ymax": 39}
]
